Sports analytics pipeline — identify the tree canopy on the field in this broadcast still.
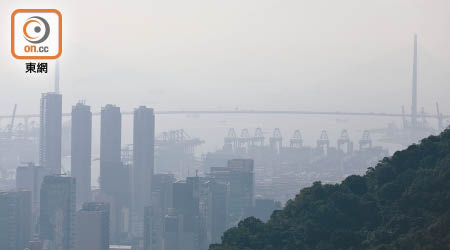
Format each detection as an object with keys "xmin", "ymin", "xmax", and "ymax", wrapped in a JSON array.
[{"xmin": 211, "ymin": 129, "xmax": 450, "ymax": 250}]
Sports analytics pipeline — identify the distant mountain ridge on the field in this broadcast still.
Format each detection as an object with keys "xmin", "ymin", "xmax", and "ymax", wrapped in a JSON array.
[{"xmin": 211, "ymin": 128, "xmax": 450, "ymax": 250}]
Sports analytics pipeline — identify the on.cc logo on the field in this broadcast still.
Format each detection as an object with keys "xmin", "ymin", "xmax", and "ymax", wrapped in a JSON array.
[
  {"xmin": 23, "ymin": 16, "xmax": 50, "ymax": 44},
  {"xmin": 11, "ymin": 9, "xmax": 62, "ymax": 60}
]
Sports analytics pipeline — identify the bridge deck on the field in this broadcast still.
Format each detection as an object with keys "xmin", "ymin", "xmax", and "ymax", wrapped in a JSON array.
[{"xmin": 0, "ymin": 110, "xmax": 447, "ymax": 119}]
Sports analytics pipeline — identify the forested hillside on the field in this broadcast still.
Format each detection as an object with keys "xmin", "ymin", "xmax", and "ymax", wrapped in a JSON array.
[{"xmin": 211, "ymin": 129, "xmax": 450, "ymax": 250}]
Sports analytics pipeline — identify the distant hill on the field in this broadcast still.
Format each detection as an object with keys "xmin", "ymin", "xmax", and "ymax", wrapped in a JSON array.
[{"xmin": 211, "ymin": 129, "xmax": 450, "ymax": 250}]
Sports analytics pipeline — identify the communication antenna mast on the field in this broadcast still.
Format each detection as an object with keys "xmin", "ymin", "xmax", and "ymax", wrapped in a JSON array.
[
  {"xmin": 8, "ymin": 104, "xmax": 17, "ymax": 138},
  {"xmin": 436, "ymin": 102, "xmax": 443, "ymax": 131},
  {"xmin": 55, "ymin": 60, "xmax": 60, "ymax": 94},
  {"xmin": 411, "ymin": 34, "xmax": 418, "ymax": 129}
]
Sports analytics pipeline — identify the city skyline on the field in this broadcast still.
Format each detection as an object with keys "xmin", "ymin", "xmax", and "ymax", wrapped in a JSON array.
[
  {"xmin": 0, "ymin": 1, "xmax": 449, "ymax": 116},
  {"xmin": 0, "ymin": 1, "xmax": 449, "ymax": 250}
]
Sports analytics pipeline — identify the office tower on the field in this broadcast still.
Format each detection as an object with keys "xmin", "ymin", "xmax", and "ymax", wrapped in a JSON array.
[
  {"xmin": 132, "ymin": 106, "xmax": 155, "ymax": 217},
  {"xmin": 71, "ymin": 102, "xmax": 92, "ymax": 204},
  {"xmin": 100, "ymin": 104, "xmax": 121, "ymax": 195},
  {"xmin": 163, "ymin": 208, "xmax": 183, "ymax": 250},
  {"xmin": 29, "ymin": 238, "xmax": 43, "ymax": 250},
  {"xmin": 109, "ymin": 245, "xmax": 133, "ymax": 250},
  {"xmin": 39, "ymin": 92, "xmax": 62, "ymax": 174},
  {"xmin": 92, "ymin": 191, "xmax": 117, "ymax": 243},
  {"xmin": 16, "ymin": 163, "xmax": 50, "ymax": 205},
  {"xmin": 39, "ymin": 176, "xmax": 76, "ymax": 250},
  {"xmin": 152, "ymin": 174, "xmax": 175, "ymax": 213},
  {"xmin": 171, "ymin": 177, "xmax": 201, "ymax": 250},
  {"xmin": 209, "ymin": 181, "xmax": 228, "ymax": 244},
  {"xmin": 197, "ymin": 177, "xmax": 212, "ymax": 250},
  {"xmin": 0, "ymin": 190, "xmax": 32, "ymax": 250},
  {"xmin": 146, "ymin": 174, "xmax": 175, "ymax": 250},
  {"xmin": 100, "ymin": 106, "xmax": 130, "ymax": 244},
  {"xmin": 209, "ymin": 159, "xmax": 254, "ymax": 224},
  {"xmin": 93, "ymin": 166, "xmax": 130, "ymax": 244},
  {"xmin": 114, "ymin": 163, "xmax": 131, "ymax": 240},
  {"xmin": 143, "ymin": 206, "xmax": 152, "ymax": 250},
  {"xmin": 227, "ymin": 159, "xmax": 254, "ymax": 207},
  {"xmin": 190, "ymin": 177, "xmax": 227, "ymax": 249},
  {"xmin": 174, "ymin": 178, "xmax": 200, "ymax": 217},
  {"xmin": 75, "ymin": 202, "xmax": 109, "ymax": 250},
  {"xmin": 16, "ymin": 163, "xmax": 51, "ymax": 232}
]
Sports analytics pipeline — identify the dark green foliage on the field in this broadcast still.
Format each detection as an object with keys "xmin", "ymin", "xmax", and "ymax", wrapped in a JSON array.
[{"xmin": 211, "ymin": 129, "xmax": 450, "ymax": 250}]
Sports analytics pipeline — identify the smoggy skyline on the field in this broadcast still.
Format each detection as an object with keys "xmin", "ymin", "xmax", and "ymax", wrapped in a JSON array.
[{"xmin": 0, "ymin": 0, "xmax": 449, "ymax": 116}]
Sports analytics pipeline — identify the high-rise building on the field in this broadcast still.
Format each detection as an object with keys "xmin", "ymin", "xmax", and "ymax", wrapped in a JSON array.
[
  {"xmin": 209, "ymin": 181, "xmax": 228, "ymax": 244},
  {"xmin": 75, "ymin": 202, "xmax": 109, "ymax": 250},
  {"xmin": 196, "ymin": 177, "xmax": 214, "ymax": 249},
  {"xmin": 39, "ymin": 92, "xmax": 62, "ymax": 174},
  {"xmin": 109, "ymin": 245, "xmax": 133, "ymax": 250},
  {"xmin": 93, "ymin": 168, "xmax": 130, "ymax": 244},
  {"xmin": 143, "ymin": 206, "xmax": 153, "ymax": 250},
  {"xmin": 16, "ymin": 163, "xmax": 51, "ymax": 231},
  {"xmin": 146, "ymin": 174, "xmax": 175, "ymax": 250},
  {"xmin": 132, "ymin": 106, "xmax": 155, "ymax": 217},
  {"xmin": 99, "ymin": 105, "xmax": 130, "ymax": 243},
  {"xmin": 152, "ymin": 174, "xmax": 175, "ymax": 213},
  {"xmin": 163, "ymin": 208, "xmax": 183, "ymax": 250},
  {"xmin": 209, "ymin": 159, "xmax": 254, "ymax": 225},
  {"xmin": 171, "ymin": 178, "xmax": 201, "ymax": 250},
  {"xmin": 16, "ymin": 163, "xmax": 50, "ymax": 205},
  {"xmin": 39, "ymin": 176, "xmax": 76, "ymax": 250},
  {"xmin": 100, "ymin": 104, "xmax": 121, "ymax": 196},
  {"xmin": 29, "ymin": 238, "xmax": 43, "ymax": 250},
  {"xmin": 0, "ymin": 190, "xmax": 32, "ymax": 250},
  {"xmin": 71, "ymin": 102, "xmax": 92, "ymax": 204}
]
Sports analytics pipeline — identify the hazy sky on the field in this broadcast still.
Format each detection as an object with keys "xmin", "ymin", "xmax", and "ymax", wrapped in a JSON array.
[{"xmin": 0, "ymin": 0, "xmax": 449, "ymax": 117}]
